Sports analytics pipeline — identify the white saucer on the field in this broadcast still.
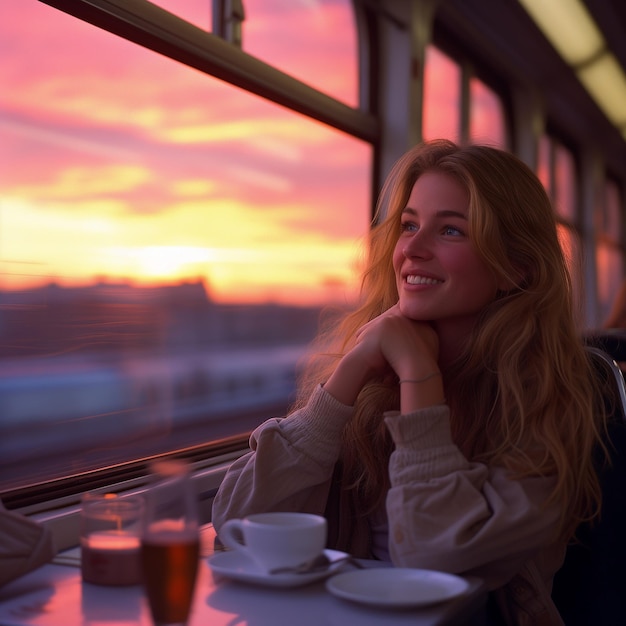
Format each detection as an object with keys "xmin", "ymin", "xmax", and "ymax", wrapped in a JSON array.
[
  {"xmin": 326, "ymin": 567, "xmax": 470, "ymax": 608},
  {"xmin": 208, "ymin": 549, "xmax": 350, "ymax": 588}
]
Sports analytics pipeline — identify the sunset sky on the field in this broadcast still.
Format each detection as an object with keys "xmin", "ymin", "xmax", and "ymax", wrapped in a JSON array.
[
  {"xmin": 1, "ymin": 0, "xmax": 372, "ymax": 305},
  {"xmin": 1, "ymin": 1, "xmax": 506, "ymax": 306}
]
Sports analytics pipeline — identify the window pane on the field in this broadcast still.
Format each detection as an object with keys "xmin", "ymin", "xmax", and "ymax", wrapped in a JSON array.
[
  {"xmin": 553, "ymin": 143, "xmax": 577, "ymax": 223},
  {"xmin": 596, "ymin": 180, "xmax": 624, "ymax": 325},
  {"xmin": 1, "ymin": 1, "xmax": 371, "ymax": 492},
  {"xmin": 242, "ymin": 0, "xmax": 358, "ymax": 106},
  {"xmin": 601, "ymin": 179, "xmax": 622, "ymax": 242},
  {"xmin": 597, "ymin": 243, "xmax": 623, "ymax": 325},
  {"xmin": 469, "ymin": 77, "xmax": 506, "ymax": 147},
  {"xmin": 423, "ymin": 46, "xmax": 461, "ymax": 142},
  {"xmin": 537, "ymin": 135, "xmax": 552, "ymax": 194}
]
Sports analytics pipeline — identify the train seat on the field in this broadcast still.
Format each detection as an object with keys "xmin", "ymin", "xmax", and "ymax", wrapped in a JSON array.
[
  {"xmin": 551, "ymin": 347, "xmax": 626, "ymax": 625},
  {"xmin": 585, "ymin": 330, "xmax": 626, "ymax": 365}
]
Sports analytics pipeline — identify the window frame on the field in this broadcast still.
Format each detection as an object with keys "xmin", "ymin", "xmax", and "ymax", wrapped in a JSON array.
[{"xmin": 38, "ymin": 0, "xmax": 377, "ymax": 142}]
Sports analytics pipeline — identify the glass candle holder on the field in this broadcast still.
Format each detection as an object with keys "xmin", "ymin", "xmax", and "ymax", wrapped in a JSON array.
[{"xmin": 80, "ymin": 492, "xmax": 144, "ymax": 586}]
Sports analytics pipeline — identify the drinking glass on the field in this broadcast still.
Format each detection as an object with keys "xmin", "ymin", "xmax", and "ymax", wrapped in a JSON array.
[
  {"xmin": 81, "ymin": 492, "xmax": 144, "ymax": 586},
  {"xmin": 140, "ymin": 460, "xmax": 200, "ymax": 626}
]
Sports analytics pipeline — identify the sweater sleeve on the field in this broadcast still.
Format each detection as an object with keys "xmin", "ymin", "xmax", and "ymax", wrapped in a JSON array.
[
  {"xmin": 211, "ymin": 384, "xmax": 354, "ymax": 533},
  {"xmin": 384, "ymin": 405, "xmax": 562, "ymax": 589}
]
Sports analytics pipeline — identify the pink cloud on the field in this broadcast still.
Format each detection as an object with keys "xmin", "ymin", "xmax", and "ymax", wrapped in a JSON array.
[{"xmin": 2, "ymin": 0, "xmax": 370, "ymax": 299}]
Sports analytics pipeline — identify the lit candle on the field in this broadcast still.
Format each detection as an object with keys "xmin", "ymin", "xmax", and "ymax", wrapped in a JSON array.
[
  {"xmin": 81, "ymin": 530, "xmax": 142, "ymax": 586},
  {"xmin": 87, "ymin": 531, "xmax": 141, "ymax": 550}
]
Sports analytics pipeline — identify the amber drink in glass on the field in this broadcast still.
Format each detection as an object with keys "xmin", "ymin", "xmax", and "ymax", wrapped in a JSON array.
[{"xmin": 141, "ymin": 460, "xmax": 200, "ymax": 626}]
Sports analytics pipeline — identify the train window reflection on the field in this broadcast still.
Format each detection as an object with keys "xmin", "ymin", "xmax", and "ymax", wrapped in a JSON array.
[
  {"xmin": 596, "ymin": 180, "xmax": 624, "ymax": 323},
  {"xmin": 423, "ymin": 46, "xmax": 461, "ymax": 142},
  {"xmin": 596, "ymin": 245, "xmax": 623, "ymax": 324},
  {"xmin": 598, "ymin": 179, "xmax": 622, "ymax": 240},
  {"xmin": 0, "ymin": 1, "xmax": 371, "ymax": 494},
  {"xmin": 554, "ymin": 143, "xmax": 577, "ymax": 223},
  {"xmin": 537, "ymin": 136, "xmax": 579, "ymax": 225},
  {"xmin": 424, "ymin": 45, "xmax": 507, "ymax": 148},
  {"xmin": 552, "ymin": 143, "xmax": 582, "ymax": 313},
  {"xmin": 469, "ymin": 77, "xmax": 507, "ymax": 147}
]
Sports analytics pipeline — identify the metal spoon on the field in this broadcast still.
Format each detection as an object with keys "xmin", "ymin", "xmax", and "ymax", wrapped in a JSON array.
[{"xmin": 268, "ymin": 553, "xmax": 360, "ymax": 575}]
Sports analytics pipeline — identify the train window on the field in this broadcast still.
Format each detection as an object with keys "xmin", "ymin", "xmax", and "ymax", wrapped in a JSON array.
[
  {"xmin": 152, "ymin": 0, "xmax": 358, "ymax": 107},
  {"xmin": 1, "ymin": 1, "xmax": 371, "ymax": 497},
  {"xmin": 238, "ymin": 0, "xmax": 358, "ymax": 107},
  {"xmin": 469, "ymin": 77, "xmax": 507, "ymax": 147},
  {"xmin": 596, "ymin": 179, "xmax": 624, "ymax": 324},
  {"xmin": 553, "ymin": 144, "xmax": 578, "ymax": 223},
  {"xmin": 596, "ymin": 179, "xmax": 623, "ymax": 240},
  {"xmin": 537, "ymin": 135, "xmax": 578, "ymax": 224},
  {"xmin": 423, "ymin": 46, "xmax": 461, "ymax": 142},
  {"xmin": 423, "ymin": 45, "xmax": 507, "ymax": 147},
  {"xmin": 537, "ymin": 135, "xmax": 583, "ymax": 311}
]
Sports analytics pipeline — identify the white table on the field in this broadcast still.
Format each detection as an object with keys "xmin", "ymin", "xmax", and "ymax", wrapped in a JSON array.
[{"xmin": 0, "ymin": 526, "xmax": 487, "ymax": 626}]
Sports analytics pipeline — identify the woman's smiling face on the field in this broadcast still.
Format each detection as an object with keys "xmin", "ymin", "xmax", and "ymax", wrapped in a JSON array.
[{"xmin": 392, "ymin": 170, "xmax": 500, "ymax": 330}]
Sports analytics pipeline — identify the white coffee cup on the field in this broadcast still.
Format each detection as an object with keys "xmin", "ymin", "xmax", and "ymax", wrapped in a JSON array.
[{"xmin": 219, "ymin": 512, "xmax": 327, "ymax": 573}]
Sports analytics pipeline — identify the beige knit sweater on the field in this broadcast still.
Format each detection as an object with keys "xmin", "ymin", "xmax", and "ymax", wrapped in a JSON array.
[{"xmin": 212, "ymin": 384, "xmax": 567, "ymax": 625}]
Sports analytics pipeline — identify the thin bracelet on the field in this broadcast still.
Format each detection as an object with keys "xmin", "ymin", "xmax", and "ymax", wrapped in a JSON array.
[{"xmin": 399, "ymin": 372, "xmax": 441, "ymax": 384}]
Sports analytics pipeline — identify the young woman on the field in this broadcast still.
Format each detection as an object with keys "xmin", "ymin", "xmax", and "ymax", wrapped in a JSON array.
[{"xmin": 212, "ymin": 140, "xmax": 607, "ymax": 625}]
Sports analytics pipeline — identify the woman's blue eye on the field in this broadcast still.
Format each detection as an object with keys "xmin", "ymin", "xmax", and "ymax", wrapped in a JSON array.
[{"xmin": 399, "ymin": 221, "xmax": 464, "ymax": 236}]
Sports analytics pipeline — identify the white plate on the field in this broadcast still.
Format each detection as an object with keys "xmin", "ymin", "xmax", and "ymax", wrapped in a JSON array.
[
  {"xmin": 326, "ymin": 568, "xmax": 470, "ymax": 608},
  {"xmin": 207, "ymin": 549, "xmax": 350, "ymax": 588}
]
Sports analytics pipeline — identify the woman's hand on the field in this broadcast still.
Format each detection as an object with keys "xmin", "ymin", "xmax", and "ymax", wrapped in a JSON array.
[
  {"xmin": 353, "ymin": 304, "xmax": 439, "ymax": 381},
  {"xmin": 323, "ymin": 305, "xmax": 444, "ymax": 410}
]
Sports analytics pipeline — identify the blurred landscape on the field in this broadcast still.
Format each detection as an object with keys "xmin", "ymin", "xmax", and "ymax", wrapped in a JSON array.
[
  {"xmin": 0, "ymin": 281, "xmax": 330, "ymax": 490},
  {"xmin": 0, "ymin": 280, "xmax": 323, "ymax": 360}
]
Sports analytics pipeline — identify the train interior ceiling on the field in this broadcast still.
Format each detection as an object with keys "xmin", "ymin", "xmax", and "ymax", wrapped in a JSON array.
[{"xmin": 3, "ymin": 0, "xmax": 626, "ymax": 551}]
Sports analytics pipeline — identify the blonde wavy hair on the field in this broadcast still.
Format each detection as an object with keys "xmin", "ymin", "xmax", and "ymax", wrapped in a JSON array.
[{"xmin": 294, "ymin": 139, "xmax": 607, "ymax": 540}]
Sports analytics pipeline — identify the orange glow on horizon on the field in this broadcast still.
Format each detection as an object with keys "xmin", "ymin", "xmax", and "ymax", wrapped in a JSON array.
[{"xmin": 1, "ymin": 1, "xmax": 367, "ymax": 307}]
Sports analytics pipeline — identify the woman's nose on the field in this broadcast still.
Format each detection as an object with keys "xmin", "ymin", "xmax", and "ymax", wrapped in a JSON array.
[{"xmin": 403, "ymin": 231, "xmax": 432, "ymax": 259}]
